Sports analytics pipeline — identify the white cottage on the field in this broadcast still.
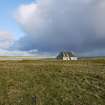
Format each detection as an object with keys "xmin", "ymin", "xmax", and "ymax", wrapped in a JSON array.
[{"xmin": 57, "ymin": 51, "xmax": 78, "ymax": 61}]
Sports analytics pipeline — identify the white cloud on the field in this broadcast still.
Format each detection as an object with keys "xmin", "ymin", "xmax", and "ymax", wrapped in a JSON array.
[
  {"xmin": 15, "ymin": 3, "xmax": 37, "ymax": 25},
  {"xmin": 0, "ymin": 31, "xmax": 14, "ymax": 49}
]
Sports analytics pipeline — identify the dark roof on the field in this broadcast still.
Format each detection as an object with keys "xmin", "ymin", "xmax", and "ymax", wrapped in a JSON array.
[
  {"xmin": 63, "ymin": 52, "xmax": 74, "ymax": 57},
  {"xmin": 57, "ymin": 51, "xmax": 75, "ymax": 59}
]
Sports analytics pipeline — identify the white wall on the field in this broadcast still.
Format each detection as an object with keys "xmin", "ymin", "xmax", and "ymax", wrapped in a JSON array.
[
  {"xmin": 70, "ymin": 57, "xmax": 78, "ymax": 60},
  {"xmin": 63, "ymin": 57, "xmax": 70, "ymax": 60}
]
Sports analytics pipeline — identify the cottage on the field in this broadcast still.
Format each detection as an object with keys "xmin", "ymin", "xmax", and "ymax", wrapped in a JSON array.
[{"xmin": 57, "ymin": 51, "xmax": 78, "ymax": 61}]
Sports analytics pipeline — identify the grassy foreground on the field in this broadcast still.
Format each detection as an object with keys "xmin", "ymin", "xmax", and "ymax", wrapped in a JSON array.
[{"xmin": 0, "ymin": 60, "xmax": 105, "ymax": 105}]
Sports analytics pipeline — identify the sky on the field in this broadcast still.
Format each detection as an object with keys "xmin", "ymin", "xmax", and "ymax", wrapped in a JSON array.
[
  {"xmin": 0, "ymin": 0, "xmax": 33, "ymax": 39},
  {"xmin": 0, "ymin": 0, "xmax": 105, "ymax": 56}
]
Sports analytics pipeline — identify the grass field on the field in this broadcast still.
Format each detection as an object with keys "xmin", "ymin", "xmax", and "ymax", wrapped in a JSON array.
[{"xmin": 0, "ymin": 60, "xmax": 105, "ymax": 105}]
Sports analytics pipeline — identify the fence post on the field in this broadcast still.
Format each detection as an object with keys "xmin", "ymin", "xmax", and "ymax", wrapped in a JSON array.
[{"xmin": 32, "ymin": 96, "xmax": 37, "ymax": 105}]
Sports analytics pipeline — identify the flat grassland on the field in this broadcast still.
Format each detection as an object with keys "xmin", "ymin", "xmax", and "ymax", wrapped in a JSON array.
[{"xmin": 0, "ymin": 60, "xmax": 105, "ymax": 105}]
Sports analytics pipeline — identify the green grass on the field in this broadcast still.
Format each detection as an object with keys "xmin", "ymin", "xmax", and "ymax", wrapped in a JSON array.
[{"xmin": 0, "ymin": 60, "xmax": 105, "ymax": 105}]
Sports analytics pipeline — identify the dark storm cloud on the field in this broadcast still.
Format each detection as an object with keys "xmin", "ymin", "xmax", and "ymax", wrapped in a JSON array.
[{"xmin": 14, "ymin": 0, "xmax": 105, "ymax": 55}]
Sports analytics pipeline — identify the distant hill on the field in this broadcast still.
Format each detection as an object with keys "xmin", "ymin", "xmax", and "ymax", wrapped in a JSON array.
[{"xmin": 80, "ymin": 56, "xmax": 105, "ymax": 60}]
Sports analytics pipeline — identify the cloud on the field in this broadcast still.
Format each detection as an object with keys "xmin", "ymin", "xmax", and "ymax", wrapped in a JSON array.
[
  {"xmin": 0, "ymin": 31, "xmax": 14, "ymax": 49},
  {"xmin": 14, "ymin": 0, "xmax": 105, "ymax": 55},
  {"xmin": 0, "ymin": 49, "xmax": 54, "ymax": 58},
  {"xmin": 15, "ymin": 3, "xmax": 37, "ymax": 25}
]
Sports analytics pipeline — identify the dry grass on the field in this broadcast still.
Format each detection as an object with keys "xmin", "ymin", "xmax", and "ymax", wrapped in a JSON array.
[{"xmin": 0, "ymin": 60, "xmax": 105, "ymax": 105}]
